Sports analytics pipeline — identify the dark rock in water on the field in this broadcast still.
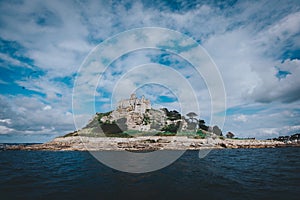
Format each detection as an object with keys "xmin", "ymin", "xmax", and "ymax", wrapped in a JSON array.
[
  {"xmin": 220, "ymin": 143, "xmax": 227, "ymax": 148},
  {"xmin": 0, "ymin": 144, "xmax": 6, "ymax": 151}
]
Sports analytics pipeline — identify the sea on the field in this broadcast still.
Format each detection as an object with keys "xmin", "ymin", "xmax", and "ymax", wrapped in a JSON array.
[{"xmin": 0, "ymin": 147, "xmax": 299, "ymax": 200}]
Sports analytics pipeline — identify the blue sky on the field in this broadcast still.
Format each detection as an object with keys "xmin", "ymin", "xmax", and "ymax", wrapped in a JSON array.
[{"xmin": 0, "ymin": 0, "xmax": 300, "ymax": 142}]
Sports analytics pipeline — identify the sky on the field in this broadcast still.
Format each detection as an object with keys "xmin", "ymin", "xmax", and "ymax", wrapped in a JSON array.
[{"xmin": 0, "ymin": 0, "xmax": 300, "ymax": 143}]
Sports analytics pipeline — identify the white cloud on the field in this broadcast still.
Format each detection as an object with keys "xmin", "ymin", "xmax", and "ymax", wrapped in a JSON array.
[
  {"xmin": 43, "ymin": 105, "xmax": 52, "ymax": 110},
  {"xmin": 0, "ymin": 125, "xmax": 14, "ymax": 134},
  {"xmin": 253, "ymin": 11, "xmax": 300, "ymax": 57},
  {"xmin": 233, "ymin": 115, "xmax": 247, "ymax": 123},
  {"xmin": 0, "ymin": 0, "xmax": 92, "ymax": 78},
  {"xmin": 251, "ymin": 59, "xmax": 300, "ymax": 103},
  {"xmin": 0, "ymin": 95, "xmax": 75, "ymax": 136},
  {"xmin": 0, "ymin": 53, "xmax": 33, "ymax": 69},
  {"xmin": 0, "ymin": 119, "xmax": 12, "ymax": 124}
]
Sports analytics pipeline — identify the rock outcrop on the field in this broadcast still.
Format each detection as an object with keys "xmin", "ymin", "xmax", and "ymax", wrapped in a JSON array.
[
  {"xmin": 98, "ymin": 94, "xmax": 167, "ymax": 132},
  {"xmin": 7, "ymin": 136, "xmax": 297, "ymax": 151}
]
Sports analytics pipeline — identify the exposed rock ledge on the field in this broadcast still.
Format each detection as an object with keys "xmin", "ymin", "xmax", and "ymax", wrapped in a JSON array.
[{"xmin": 6, "ymin": 136, "xmax": 299, "ymax": 151}]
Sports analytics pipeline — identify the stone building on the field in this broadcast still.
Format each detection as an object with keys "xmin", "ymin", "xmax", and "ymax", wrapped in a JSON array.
[
  {"xmin": 117, "ymin": 93, "xmax": 151, "ymax": 114},
  {"xmin": 106, "ymin": 94, "xmax": 154, "ymax": 131}
]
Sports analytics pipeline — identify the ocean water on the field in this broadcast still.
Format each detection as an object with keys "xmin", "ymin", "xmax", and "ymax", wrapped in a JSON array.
[{"xmin": 0, "ymin": 147, "xmax": 299, "ymax": 200}]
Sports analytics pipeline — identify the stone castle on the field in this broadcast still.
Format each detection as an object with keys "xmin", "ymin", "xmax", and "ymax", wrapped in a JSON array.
[
  {"xmin": 116, "ymin": 93, "xmax": 151, "ymax": 114},
  {"xmin": 100, "ymin": 94, "xmax": 166, "ymax": 131}
]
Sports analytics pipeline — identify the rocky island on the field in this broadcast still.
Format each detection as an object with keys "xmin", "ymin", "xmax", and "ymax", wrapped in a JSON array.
[{"xmin": 7, "ymin": 94, "xmax": 300, "ymax": 151}]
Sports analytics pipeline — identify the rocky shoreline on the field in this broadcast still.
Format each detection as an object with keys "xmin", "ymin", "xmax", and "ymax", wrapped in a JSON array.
[{"xmin": 6, "ymin": 136, "xmax": 300, "ymax": 151}]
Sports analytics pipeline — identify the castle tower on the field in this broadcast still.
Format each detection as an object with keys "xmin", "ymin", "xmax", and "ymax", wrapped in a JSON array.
[{"xmin": 130, "ymin": 93, "xmax": 136, "ymax": 100}]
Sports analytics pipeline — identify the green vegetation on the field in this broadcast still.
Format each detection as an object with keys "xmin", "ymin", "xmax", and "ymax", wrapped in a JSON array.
[
  {"xmin": 198, "ymin": 119, "xmax": 209, "ymax": 131},
  {"xmin": 153, "ymin": 130, "xmax": 209, "ymax": 138},
  {"xmin": 63, "ymin": 131, "xmax": 78, "ymax": 137},
  {"xmin": 96, "ymin": 111, "xmax": 113, "ymax": 124},
  {"xmin": 104, "ymin": 132, "xmax": 132, "ymax": 138},
  {"xmin": 155, "ymin": 132, "xmax": 177, "ymax": 136},
  {"xmin": 142, "ymin": 114, "xmax": 151, "ymax": 125},
  {"xmin": 196, "ymin": 129, "xmax": 206, "ymax": 139},
  {"xmin": 161, "ymin": 122, "xmax": 180, "ymax": 133},
  {"xmin": 83, "ymin": 116, "xmax": 101, "ymax": 129},
  {"xmin": 122, "ymin": 130, "xmax": 140, "ymax": 135},
  {"xmin": 162, "ymin": 108, "xmax": 181, "ymax": 121}
]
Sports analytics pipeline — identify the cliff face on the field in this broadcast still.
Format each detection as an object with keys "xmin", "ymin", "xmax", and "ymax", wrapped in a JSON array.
[
  {"xmin": 85, "ymin": 94, "xmax": 190, "ymax": 135},
  {"xmin": 110, "ymin": 108, "xmax": 167, "ymax": 132},
  {"xmin": 99, "ymin": 94, "xmax": 167, "ymax": 132}
]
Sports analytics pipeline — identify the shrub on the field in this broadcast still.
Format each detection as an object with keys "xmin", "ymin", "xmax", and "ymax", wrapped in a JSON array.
[
  {"xmin": 196, "ymin": 129, "xmax": 206, "ymax": 139},
  {"xmin": 161, "ymin": 123, "xmax": 180, "ymax": 133},
  {"xmin": 96, "ymin": 111, "xmax": 113, "ymax": 124},
  {"xmin": 155, "ymin": 132, "xmax": 176, "ymax": 136}
]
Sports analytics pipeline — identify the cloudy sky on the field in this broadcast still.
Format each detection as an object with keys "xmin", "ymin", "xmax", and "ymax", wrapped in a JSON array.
[{"xmin": 0, "ymin": 0, "xmax": 300, "ymax": 142}]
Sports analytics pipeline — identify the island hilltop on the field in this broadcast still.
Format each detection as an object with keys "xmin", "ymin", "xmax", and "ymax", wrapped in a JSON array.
[{"xmin": 8, "ymin": 94, "xmax": 300, "ymax": 151}]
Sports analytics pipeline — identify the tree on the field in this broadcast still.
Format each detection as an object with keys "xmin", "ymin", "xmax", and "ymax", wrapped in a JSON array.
[
  {"xmin": 186, "ymin": 112, "xmax": 198, "ymax": 123},
  {"xmin": 198, "ymin": 119, "xmax": 208, "ymax": 131},
  {"xmin": 168, "ymin": 110, "xmax": 181, "ymax": 120},
  {"xmin": 162, "ymin": 108, "xmax": 181, "ymax": 121},
  {"xmin": 198, "ymin": 119, "xmax": 205, "ymax": 125},
  {"xmin": 161, "ymin": 122, "xmax": 180, "ymax": 133},
  {"xmin": 161, "ymin": 108, "xmax": 169, "ymax": 115}
]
